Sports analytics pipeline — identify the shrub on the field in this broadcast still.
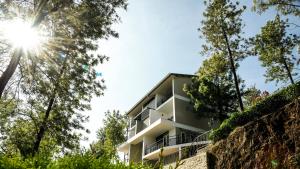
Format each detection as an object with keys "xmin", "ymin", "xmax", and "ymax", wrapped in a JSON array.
[
  {"xmin": 0, "ymin": 153, "xmax": 151, "ymax": 169},
  {"xmin": 47, "ymin": 153, "xmax": 152, "ymax": 169},
  {"xmin": 0, "ymin": 154, "xmax": 51, "ymax": 169},
  {"xmin": 209, "ymin": 82, "xmax": 300, "ymax": 142}
]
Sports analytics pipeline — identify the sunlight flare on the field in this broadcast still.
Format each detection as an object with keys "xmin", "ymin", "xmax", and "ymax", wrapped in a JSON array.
[{"xmin": 0, "ymin": 18, "xmax": 46, "ymax": 52}]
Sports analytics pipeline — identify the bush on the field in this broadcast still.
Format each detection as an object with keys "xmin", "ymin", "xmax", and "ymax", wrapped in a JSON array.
[
  {"xmin": 0, "ymin": 154, "xmax": 51, "ymax": 169},
  {"xmin": 0, "ymin": 153, "xmax": 151, "ymax": 169},
  {"xmin": 209, "ymin": 82, "xmax": 300, "ymax": 142},
  {"xmin": 47, "ymin": 153, "xmax": 151, "ymax": 169}
]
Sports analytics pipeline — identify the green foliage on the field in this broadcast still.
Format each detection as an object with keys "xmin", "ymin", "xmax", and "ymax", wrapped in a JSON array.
[
  {"xmin": 0, "ymin": 0, "xmax": 128, "ymax": 157},
  {"xmin": 209, "ymin": 81, "xmax": 300, "ymax": 142},
  {"xmin": 243, "ymin": 86, "xmax": 262, "ymax": 107},
  {"xmin": 184, "ymin": 53, "xmax": 239, "ymax": 123},
  {"xmin": 250, "ymin": 15, "xmax": 298, "ymax": 84},
  {"xmin": 252, "ymin": 0, "xmax": 300, "ymax": 16},
  {"xmin": 201, "ymin": 0, "xmax": 246, "ymax": 60},
  {"xmin": 0, "ymin": 152, "xmax": 151, "ymax": 169},
  {"xmin": 200, "ymin": 0, "xmax": 247, "ymax": 111},
  {"xmin": 243, "ymin": 86, "xmax": 269, "ymax": 107},
  {"xmin": 0, "ymin": 153, "xmax": 52, "ymax": 169},
  {"xmin": 90, "ymin": 110, "xmax": 127, "ymax": 160},
  {"xmin": 151, "ymin": 148, "xmax": 184, "ymax": 169}
]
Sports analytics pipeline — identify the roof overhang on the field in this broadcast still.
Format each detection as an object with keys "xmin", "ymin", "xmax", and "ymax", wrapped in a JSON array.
[{"xmin": 126, "ymin": 73, "xmax": 194, "ymax": 116}]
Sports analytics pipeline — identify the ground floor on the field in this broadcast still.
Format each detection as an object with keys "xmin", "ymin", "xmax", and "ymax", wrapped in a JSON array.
[{"xmin": 120, "ymin": 125, "xmax": 210, "ymax": 165}]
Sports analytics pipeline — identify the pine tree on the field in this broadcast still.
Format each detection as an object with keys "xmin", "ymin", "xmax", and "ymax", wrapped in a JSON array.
[
  {"xmin": 184, "ymin": 53, "xmax": 239, "ymax": 123},
  {"xmin": 251, "ymin": 15, "xmax": 298, "ymax": 84},
  {"xmin": 252, "ymin": 0, "xmax": 300, "ymax": 16},
  {"xmin": 200, "ymin": 0, "xmax": 247, "ymax": 111}
]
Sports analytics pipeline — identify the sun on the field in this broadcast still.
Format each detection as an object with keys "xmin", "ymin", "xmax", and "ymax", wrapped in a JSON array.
[{"xmin": 0, "ymin": 18, "xmax": 45, "ymax": 52}]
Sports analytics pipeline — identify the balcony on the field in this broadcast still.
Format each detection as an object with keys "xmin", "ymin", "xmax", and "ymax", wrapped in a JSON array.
[
  {"xmin": 156, "ymin": 92, "xmax": 172, "ymax": 108},
  {"xmin": 144, "ymin": 133, "xmax": 197, "ymax": 155},
  {"xmin": 127, "ymin": 97, "xmax": 174, "ymax": 138}
]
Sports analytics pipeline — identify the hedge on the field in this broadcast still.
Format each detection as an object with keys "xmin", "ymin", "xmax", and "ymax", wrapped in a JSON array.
[{"xmin": 209, "ymin": 81, "xmax": 300, "ymax": 143}]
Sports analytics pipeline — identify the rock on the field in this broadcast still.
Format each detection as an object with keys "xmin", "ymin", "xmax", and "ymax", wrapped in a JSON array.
[
  {"xmin": 207, "ymin": 99, "xmax": 300, "ymax": 169},
  {"xmin": 165, "ymin": 149, "xmax": 208, "ymax": 169}
]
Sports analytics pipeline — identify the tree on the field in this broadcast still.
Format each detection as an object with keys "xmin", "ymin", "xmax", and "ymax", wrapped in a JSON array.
[
  {"xmin": 200, "ymin": 0, "xmax": 247, "ymax": 111},
  {"xmin": 251, "ymin": 15, "xmax": 298, "ymax": 84},
  {"xmin": 0, "ymin": 0, "xmax": 128, "ymax": 98},
  {"xmin": 90, "ymin": 110, "xmax": 127, "ymax": 159},
  {"xmin": 184, "ymin": 53, "xmax": 239, "ymax": 123},
  {"xmin": 0, "ymin": 0, "xmax": 128, "ymax": 157},
  {"xmin": 252, "ymin": 0, "xmax": 300, "ymax": 16},
  {"xmin": 243, "ymin": 85, "xmax": 269, "ymax": 107}
]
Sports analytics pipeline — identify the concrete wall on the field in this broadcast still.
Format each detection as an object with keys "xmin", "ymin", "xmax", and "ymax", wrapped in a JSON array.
[
  {"xmin": 150, "ymin": 110, "xmax": 161, "ymax": 124},
  {"xmin": 169, "ymin": 128, "xmax": 177, "ymax": 136},
  {"xmin": 161, "ymin": 110, "xmax": 173, "ymax": 120},
  {"xmin": 129, "ymin": 142, "xmax": 143, "ymax": 163},
  {"xmin": 174, "ymin": 98, "xmax": 210, "ymax": 131},
  {"xmin": 173, "ymin": 77, "xmax": 191, "ymax": 97}
]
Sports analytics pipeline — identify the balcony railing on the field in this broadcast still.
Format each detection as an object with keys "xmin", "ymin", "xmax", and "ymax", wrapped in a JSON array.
[
  {"xmin": 141, "ymin": 109, "xmax": 150, "ymax": 121},
  {"xmin": 157, "ymin": 92, "xmax": 172, "ymax": 108},
  {"xmin": 144, "ymin": 133, "xmax": 197, "ymax": 155},
  {"xmin": 130, "ymin": 119, "xmax": 136, "ymax": 127}
]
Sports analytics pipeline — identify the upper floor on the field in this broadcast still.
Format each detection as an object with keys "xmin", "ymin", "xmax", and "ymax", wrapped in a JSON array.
[{"xmin": 126, "ymin": 73, "xmax": 210, "ymax": 140}]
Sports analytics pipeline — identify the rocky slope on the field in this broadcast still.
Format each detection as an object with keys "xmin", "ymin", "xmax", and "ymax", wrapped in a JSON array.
[
  {"xmin": 207, "ymin": 99, "xmax": 300, "ymax": 169},
  {"xmin": 165, "ymin": 148, "xmax": 208, "ymax": 169}
]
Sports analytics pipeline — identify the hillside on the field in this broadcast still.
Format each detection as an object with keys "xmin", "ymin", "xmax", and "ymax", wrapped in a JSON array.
[{"xmin": 206, "ymin": 98, "xmax": 300, "ymax": 169}]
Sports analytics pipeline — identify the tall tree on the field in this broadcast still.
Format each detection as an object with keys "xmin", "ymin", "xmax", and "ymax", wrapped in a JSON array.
[
  {"xmin": 252, "ymin": 0, "xmax": 300, "ymax": 16},
  {"xmin": 0, "ymin": 0, "xmax": 128, "ymax": 157},
  {"xmin": 0, "ymin": 0, "xmax": 61, "ymax": 98},
  {"xmin": 90, "ymin": 110, "xmax": 127, "ymax": 159},
  {"xmin": 0, "ymin": 0, "xmax": 127, "ymax": 98},
  {"xmin": 251, "ymin": 15, "xmax": 298, "ymax": 84},
  {"xmin": 200, "ymin": 0, "xmax": 246, "ymax": 111},
  {"xmin": 184, "ymin": 53, "xmax": 239, "ymax": 123}
]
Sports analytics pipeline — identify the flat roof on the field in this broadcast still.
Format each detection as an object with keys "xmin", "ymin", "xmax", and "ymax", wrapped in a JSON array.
[{"xmin": 126, "ymin": 73, "xmax": 194, "ymax": 115}]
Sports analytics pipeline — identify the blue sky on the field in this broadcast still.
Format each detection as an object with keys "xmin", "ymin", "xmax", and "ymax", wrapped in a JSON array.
[{"xmin": 82, "ymin": 0, "xmax": 299, "ymax": 146}]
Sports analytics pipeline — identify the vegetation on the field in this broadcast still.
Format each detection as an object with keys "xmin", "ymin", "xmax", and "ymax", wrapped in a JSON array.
[
  {"xmin": 90, "ymin": 110, "xmax": 127, "ymax": 159},
  {"xmin": 184, "ymin": 53, "xmax": 240, "ymax": 123},
  {"xmin": 0, "ymin": 0, "xmax": 299, "ymax": 168},
  {"xmin": 250, "ymin": 15, "xmax": 298, "ymax": 84},
  {"xmin": 252, "ymin": 0, "xmax": 300, "ymax": 16},
  {"xmin": 209, "ymin": 81, "xmax": 300, "ymax": 142},
  {"xmin": 0, "ymin": 152, "xmax": 151, "ymax": 169},
  {"xmin": 0, "ymin": 0, "xmax": 128, "ymax": 158},
  {"xmin": 243, "ymin": 86, "xmax": 269, "ymax": 107},
  {"xmin": 200, "ymin": 0, "xmax": 247, "ymax": 111}
]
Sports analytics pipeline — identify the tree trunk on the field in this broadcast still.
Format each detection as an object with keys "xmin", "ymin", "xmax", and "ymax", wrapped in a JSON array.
[
  {"xmin": 32, "ymin": 97, "xmax": 55, "ymax": 155},
  {"xmin": 0, "ymin": 0, "xmax": 49, "ymax": 99},
  {"xmin": 0, "ymin": 50, "xmax": 22, "ymax": 98},
  {"xmin": 280, "ymin": 49, "xmax": 295, "ymax": 84},
  {"xmin": 282, "ymin": 58, "xmax": 295, "ymax": 84},
  {"xmin": 221, "ymin": 26, "xmax": 244, "ymax": 112},
  {"xmin": 31, "ymin": 56, "xmax": 67, "ymax": 156}
]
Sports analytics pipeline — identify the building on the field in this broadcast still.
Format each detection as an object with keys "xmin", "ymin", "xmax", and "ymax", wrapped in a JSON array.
[{"xmin": 118, "ymin": 73, "xmax": 212, "ymax": 165}]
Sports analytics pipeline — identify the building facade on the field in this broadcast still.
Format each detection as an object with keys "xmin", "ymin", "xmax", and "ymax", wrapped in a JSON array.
[{"xmin": 118, "ymin": 73, "xmax": 211, "ymax": 164}]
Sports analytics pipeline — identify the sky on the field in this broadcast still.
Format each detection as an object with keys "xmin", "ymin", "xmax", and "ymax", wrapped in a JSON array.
[{"xmin": 81, "ymin": 0, "xmax": 300, "ymax": 146}]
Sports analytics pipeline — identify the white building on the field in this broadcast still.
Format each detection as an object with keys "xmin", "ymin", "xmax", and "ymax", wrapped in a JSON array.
[{"xmin": 118, "ymin": 73, "xmax": 211, "ymax": 165}]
